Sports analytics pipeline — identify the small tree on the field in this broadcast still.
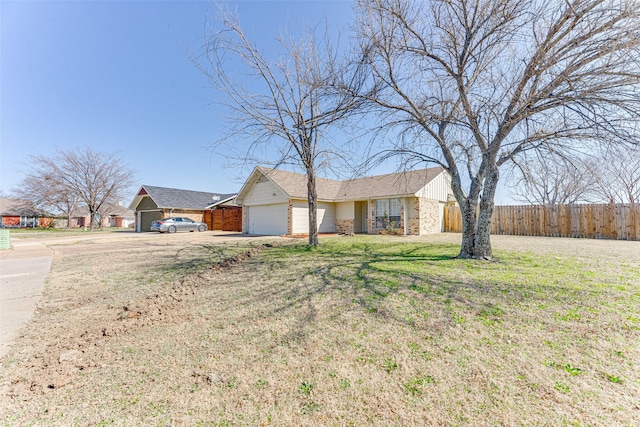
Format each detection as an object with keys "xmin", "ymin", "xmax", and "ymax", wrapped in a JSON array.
[
  {"xmin": 17, "ymin": 147, "xmax": 135, "ymax": 230},
  {"xmin": 194, "ymin": 8, "xmax": 363, "ymax": 246}
]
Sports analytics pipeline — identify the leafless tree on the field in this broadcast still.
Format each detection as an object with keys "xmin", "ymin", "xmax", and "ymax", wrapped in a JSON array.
[
  {"xmin": 353, "ymin": 0, "xmax": 640, "ymax": 259},
  {"xmin": 14, "ymin": 170, "xmax": 79, "ymax": 228},
  {"xmin": 591, "ymin": 144, "xmax": 640, "ymax": 204},
  {"xmin": 194, "ymin": 8, "xmax": 364, "ymax": 246},
  {"xmin": 15, "ymin": 147, "xmax": 135, "ymax": 230},
  {"xmin": 508, "ymin": 152, "xmax": 597, "ymax": 205}
]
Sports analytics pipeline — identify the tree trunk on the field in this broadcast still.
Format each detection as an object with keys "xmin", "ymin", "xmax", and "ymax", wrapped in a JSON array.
[
  {"xmin": 307, "ymin": 169, "xmax": 319, "ymax": 246},
  {"xmin": 457, "ymin": 198, "xmax": 478, "ymax": 258},
  {"xmin": 89, "ymin": 209, "xmax": 97, "ymax": 231},
  {"xmin": 65, "ymin": 208, "xmax": 72, "ymax": 229},
  {"xmin": 473, "ymin": 168, "xmax": 499, "ymax": 260}
]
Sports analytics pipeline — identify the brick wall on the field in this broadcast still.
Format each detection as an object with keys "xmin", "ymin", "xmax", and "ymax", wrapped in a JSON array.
[
  {"xmin": 336, "ymin": 219, "xmax": 354, "ymax": 234},
  {"xmin": 418, "ymin": 198, "xmax": 440, "ymax": 234},
  {"xmin": 242, "ymin": 207, "xmax": 248, "ymax": 233},
  {"xmin": 162, "ymin": 209, "xmax": 206, "ymax": 223}
]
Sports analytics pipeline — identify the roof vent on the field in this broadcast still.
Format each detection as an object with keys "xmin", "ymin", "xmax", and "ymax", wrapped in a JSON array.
[{"xmin": 212, "ymin": 195, "xmax": 220, "ymax": 201}]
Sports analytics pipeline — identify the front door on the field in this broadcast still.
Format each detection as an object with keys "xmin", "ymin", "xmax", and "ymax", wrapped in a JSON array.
[{"xmin": 354, "ymin": 201, "xmax": 368, "ymax": 233}]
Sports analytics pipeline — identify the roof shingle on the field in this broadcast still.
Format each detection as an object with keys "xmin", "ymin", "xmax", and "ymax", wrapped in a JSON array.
[
  {"xmin": 139, "ymin": 186, "xmax": 236, "ymax": 210},
  {"xmin": 257, "ymin": 166, "xmax": 445, "ymax": 201}
]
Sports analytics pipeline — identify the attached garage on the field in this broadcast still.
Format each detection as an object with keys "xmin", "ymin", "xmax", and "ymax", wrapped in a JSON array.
[
  {"xmin": 140, "ymin": 211, "xmax": 162, "ymax": 232},
  {"xmin": 291, "ymin": 200, "xmax": 336, "ymax": 234},
  {"xmin": 247, "ymin": 204, "xmax": 288, "ymax": 235},
  {"xmin": 129, "ymin": 185, "xmax": 239, "ymax": 232}
]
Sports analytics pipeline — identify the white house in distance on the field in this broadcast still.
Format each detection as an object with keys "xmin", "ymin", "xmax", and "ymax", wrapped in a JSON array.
[{"xmin": 235, "ymin": 166, "xmax": 455, "ymax": 236}]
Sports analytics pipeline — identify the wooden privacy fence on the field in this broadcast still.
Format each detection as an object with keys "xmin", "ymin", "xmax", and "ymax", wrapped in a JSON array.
[{"xmin": 444, "ymin": 203, "xmax": 640, "ymax": 241}]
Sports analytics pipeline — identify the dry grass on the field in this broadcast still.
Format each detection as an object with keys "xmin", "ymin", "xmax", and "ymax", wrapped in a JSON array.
[{"xmin": 1, "ymin": 232, "xmax": 639, "ymax": 426}]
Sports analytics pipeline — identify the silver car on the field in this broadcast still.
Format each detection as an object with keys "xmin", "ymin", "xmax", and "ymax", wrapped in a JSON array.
[{"xmin": 150, "ymin": 217, "xmax": 208, "ymax": 233}]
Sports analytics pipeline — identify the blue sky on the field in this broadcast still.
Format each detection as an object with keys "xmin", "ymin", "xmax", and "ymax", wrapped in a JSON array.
[
  {"xmin": 1, "ymin": 0, "xmax": 355, "ymax": 200},
  {"xmin": 1, "ymin": 0, "xmax": 516, "ymax": 204}
]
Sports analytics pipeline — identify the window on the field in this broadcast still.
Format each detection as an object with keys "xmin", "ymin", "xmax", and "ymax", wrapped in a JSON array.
[{"xmin": 375, "ymin": 198, "xmax": 401, "ymax": 229}]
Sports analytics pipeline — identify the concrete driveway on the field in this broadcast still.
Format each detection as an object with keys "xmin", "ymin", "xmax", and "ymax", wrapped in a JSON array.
[{"xmin": 0, "ymin": 239, "xmax": 53, "ymax": 358}]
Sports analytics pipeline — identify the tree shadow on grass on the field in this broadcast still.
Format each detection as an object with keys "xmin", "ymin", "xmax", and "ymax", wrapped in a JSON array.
[{"xmin": 227, "ymin": 240, "xmax": 620, "ymax": 350}]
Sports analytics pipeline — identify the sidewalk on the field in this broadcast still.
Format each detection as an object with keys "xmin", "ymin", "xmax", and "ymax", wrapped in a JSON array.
[{"xmin": 0, "ymin": 239, "xmax": 53, "ymax": 358}]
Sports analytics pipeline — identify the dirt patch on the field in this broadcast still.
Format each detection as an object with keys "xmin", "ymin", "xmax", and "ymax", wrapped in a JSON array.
[{"xmin": 2, "ymin": 240, "xmax": 278, "ymax": 396}]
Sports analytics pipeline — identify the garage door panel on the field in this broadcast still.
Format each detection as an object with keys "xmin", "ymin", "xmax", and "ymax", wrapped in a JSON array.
[
  {"xmin": 291, "ymin": 201, "xmax": 336, "ymax": 234},
  {"xmin": 248, "ymin": 204, "xmax": 287, "ymax": 235},
  {"xmin": 140, "ymin": 211, "xmax": 162, "ymax": 232}
]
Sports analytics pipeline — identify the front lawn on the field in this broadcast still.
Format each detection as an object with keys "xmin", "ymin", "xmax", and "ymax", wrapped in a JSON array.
[{"xmin": 2, "ymin": 235, "xmax": 638, "ymax": 425}]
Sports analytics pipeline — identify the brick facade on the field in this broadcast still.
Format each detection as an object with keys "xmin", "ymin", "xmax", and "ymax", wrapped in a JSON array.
[
  {"xmin": 336, "ymin": 219, "xmax": 354, "ymax": 234},
  {"xmin": 242, "ymin": 207, "xmax": 248, "ymax": 234},
  {"xmin": 160, "ymin": 209, "xmax": 206, "ymax": 223}
]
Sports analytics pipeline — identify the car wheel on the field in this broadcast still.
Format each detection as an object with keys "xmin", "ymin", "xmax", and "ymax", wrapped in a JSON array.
[
  {"xmin": 198, "ymin": 225, "xmax": 206, "ymax": 232},
  {"xmin": 168, "ymin": 225, "xmax": 176, "ymax": 233}
]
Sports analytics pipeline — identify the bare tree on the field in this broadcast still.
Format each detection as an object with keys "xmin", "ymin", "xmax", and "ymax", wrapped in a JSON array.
[
  {"xmin": 14, "ymin": 169, "xmax": 79, "ymax": 228},
  {"xmin": 194, "ymin": 9, "xmax": 363, "ymax": 246},
  {"xmin": 591, "ymin": 144, "xmax": 640, "ymax": 204},
  {"xmin": 354, "ymin": 0, "xmax": 640, "ymax": 259},
  {"xmin": 16, "ymin": 147, "xmax": 135, "ymax": 230},
  {"xmin": 508, "ymin": 152, "xmax": 597, "ymax": 205}
]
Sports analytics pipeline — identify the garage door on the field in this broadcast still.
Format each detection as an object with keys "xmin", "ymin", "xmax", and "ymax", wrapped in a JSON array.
[
  {"xmin": 247, "ymin": 204, "xmax": 288, "ymax": 235},
  {"xmin": 140, "ymin": 211, "xmax": 162, "ymax": 232},
  {"xmin": 291, "ymin": 201, "xmax": 336, "ymax": 234}
]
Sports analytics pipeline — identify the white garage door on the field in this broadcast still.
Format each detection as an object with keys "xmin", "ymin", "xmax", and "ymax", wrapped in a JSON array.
[
  {"xmin": 291, "ymin": 201, "xmax": 336, "ymax": 234},
  {"xmin": 248, "ymin": 204, "xmax": 288, "ymax": 235}
]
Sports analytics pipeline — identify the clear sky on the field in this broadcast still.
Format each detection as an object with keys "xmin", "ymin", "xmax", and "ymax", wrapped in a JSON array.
[
  {"xmin": 1, "ymin": 0, "xmax": 356, "ymax": 201},
  {"xmin": 1, "ymin": 0, "xmax": 515, "ymax": 204}
]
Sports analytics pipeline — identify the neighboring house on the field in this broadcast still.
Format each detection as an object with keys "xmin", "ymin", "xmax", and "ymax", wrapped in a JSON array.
[
  {"xmin": 68, "ymin": 204, "xmax": 136, "ymax": 228},
  {"xmin": 107, "ymin": 204, "xmax": 136, "ymax": 228},
  {"xmin": 235, "ymin": 166, "xmax": 455, "ymax": 236},
  {"xmin": 0, "ymin": 197, "xmax": 54, "ymax": 228},
  {"xmin": 128, "ymin": 185, "xmax": 240, "ymax": 232}
]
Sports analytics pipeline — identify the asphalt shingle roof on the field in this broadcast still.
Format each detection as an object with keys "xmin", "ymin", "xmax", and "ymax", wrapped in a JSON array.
[
  {"xmin": 256, "ymin": 166, "xmax": 446, "ymax": 201},
  {"xmin": 140, "ymin": 185, "xmax": 236, "ymax": 210},
  {"xmin": 0, "ymin": 198, "xmax": 48, "ymax": 216}
]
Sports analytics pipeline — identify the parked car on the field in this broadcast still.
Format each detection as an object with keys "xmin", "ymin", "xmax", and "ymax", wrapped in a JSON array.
[{"xmin": 150, "ymin": 217, "xmax": 208, "ymax": 233}]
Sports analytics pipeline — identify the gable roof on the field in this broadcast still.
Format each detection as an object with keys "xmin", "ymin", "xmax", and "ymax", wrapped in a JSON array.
[
  {"xmin": 334, "ymin": 166, "xmax": 446, "ymax": 200},
  {"xmin": 237, "ymin": 166, "xmax": 448, "ymax": 203},
  {"xmin": 69, "ymin": 203, "xmax": 135, "ymax": 218},
  {"xmin": 129, "ymin": 185, "xmax": 237, "ymax": 210},
  {"xmin": 247, "ymin": 167, "xmax": 344, "ymax": 201},
  {"xmin": 0, "ymin": 197, "xmax": 50, "ymax": 216}
]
